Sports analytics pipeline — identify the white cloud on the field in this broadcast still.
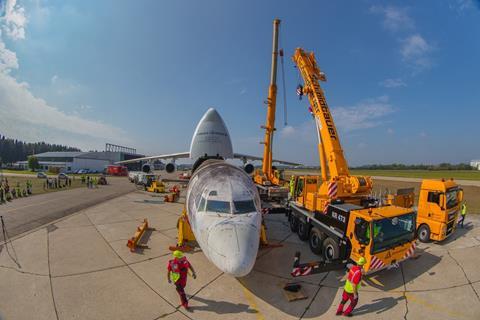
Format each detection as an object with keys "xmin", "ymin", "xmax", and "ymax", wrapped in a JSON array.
[
  {"xmin": 0, "ymin": 39, "xmax": 17, "ymax": 72},
  {"xmin": 277, "ymin": 96, "xmax": 394, "ymax": 147},
  {"xmin": 332, "ymin": 96, "xmax": 394, "ymax": 131},
  {"xmin": 387, "ymin": 128, "xmax": 394, "ymax": 134},
  {"xmin": 0, "ymin": 72, "xmax": 129, "ymax": 146},
  {"xmin": 449, "ymin": 0, "xmax": 478, "ymax": 12},
  {"xmin": 1, "ymin": 0, "xmax": 27, "ymax": 40},
  {"xmin": 370, "ymin": 6, "xmax": 414, "ymax": 32},
  {"xmin": 0, "ymin": 1, "xmax": 128, "ymax": 150},
  {"xmin": 400, "ymin": 34, "xmax": 433, "ymax": 68},
  {"xmin": 280, "ymin": 125, "xmax": 296, "ymax": 137},
  {"xmin": 79, "ymin": 104, "xmax": 93, "ymax": 110},
  {"xmin": 380, "ymin": 78, "xmax": 406, "ymax": 88}
]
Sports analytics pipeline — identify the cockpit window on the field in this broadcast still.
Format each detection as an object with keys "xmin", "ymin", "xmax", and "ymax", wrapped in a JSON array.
[
  {"xmin": 198, "ymin": 196, "xmax": 206, "ymax": 212},
  {"xmin": 233, "ymin": 200, "xmax": 256, "ymax": 214},
  {"xmin": 206, "ymin": 200, "xmax": 231, "ymax": 213}
]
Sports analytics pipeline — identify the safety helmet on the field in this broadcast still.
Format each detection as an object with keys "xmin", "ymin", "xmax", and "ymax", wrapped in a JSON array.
[
  {"xmin": 173, "ymin": 250, "xmax": 184, "ymax": 259},
  {"xmin": 357, "ymin": 257, "xmax": 366, "ymax": 266}
]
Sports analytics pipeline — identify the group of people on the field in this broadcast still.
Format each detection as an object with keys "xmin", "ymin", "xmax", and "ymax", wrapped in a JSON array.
[
  {"xmin": 44, "ymin": 177, "xmax": 72, "ymax": 190},
  {"xmin": 81, "ymin": 175, "xmax": 99, "ymax": 188},
  {"xmin": 0, "ymin": 178, "xmax": 33, "ymax": 203}
]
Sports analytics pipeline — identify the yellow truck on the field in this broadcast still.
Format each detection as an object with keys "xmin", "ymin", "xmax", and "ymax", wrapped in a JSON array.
[{"xmin": 391, "ymin": 179, "xmax": 463, "ymax": 242}]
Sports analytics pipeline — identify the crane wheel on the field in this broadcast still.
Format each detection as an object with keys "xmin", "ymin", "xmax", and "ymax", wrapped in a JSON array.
[
  {"xmin": 297, "ymin": 220, "xmax": 309, "ymax": 241},
  {"xmin": 323, "ymin": 237, "xmax": 339, "ymax": 261},
  {"xmin": 309, "ymin": 227, "xmax": 326, "ymax": 255},
  {"xmin": 417, "ymin": 224, "xmax": 431, "ymax": 243},
  {"xmin": 289, "ymin": 215, "xmax": 299, "ymax": 233}
]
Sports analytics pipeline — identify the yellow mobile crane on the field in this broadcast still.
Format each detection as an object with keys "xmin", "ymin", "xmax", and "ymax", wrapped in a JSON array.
[
  {"xmin": 254, "ymin": 19, "xmax": 290, "ymax": 202},
  {"xmin": 289, "ymin": 48, "xmax": 417, "ymax": 276}
]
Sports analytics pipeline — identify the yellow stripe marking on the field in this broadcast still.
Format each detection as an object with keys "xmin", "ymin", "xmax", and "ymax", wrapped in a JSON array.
[
  {"xmin": 366, "ymin": 276, "xmax": 384, "ymax": 287},
  {"xmin": 239, "ymin": 280, "xmax": 265, "ymax": 320},
  {"xmin": 406, "ymin": 293, "xmax": 471, "ymax": 319}
]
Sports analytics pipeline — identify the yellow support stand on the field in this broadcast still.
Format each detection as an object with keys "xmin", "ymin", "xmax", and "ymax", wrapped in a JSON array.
[
  {"xmin": 260, "ymin": 219, "xmax": 283, "ymax": 249},
  {"xmin": 169, "ymin": 206, "xmax": 196, "ymax": 252}
]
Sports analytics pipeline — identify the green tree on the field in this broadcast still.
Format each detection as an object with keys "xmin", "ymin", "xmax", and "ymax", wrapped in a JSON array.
[{"xmin": 28, "ymin": 156, "xmax": 40, "ymax": 172}]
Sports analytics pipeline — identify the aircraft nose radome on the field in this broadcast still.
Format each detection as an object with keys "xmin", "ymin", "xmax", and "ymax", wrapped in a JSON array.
[
  {"xmin": 203, "ymin": 108, "xmax": 222, "ymax": 122},
  {"xmin": 207, "ymin": 220, "xmax": 260, "ymax": 277}
]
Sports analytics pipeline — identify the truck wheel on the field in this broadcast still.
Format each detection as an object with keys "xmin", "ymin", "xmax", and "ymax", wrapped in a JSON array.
[
  {"xmin": 323, "ymin": 237, "xmax": 339, "ymax": 261},
  {"xmin": 417, "ymin": 224, "xmax": 431, "ymax": 243},
  {"xmin": 289, "ymin": 215, "xmax": 299, "ymax": 233},
  {"xmin": 297, "ymin": 220, "xmax": 309, "ymax": 241},
  {"xmin": 309, "ymin": 227, "xmax": 325, "ymax": 255}
]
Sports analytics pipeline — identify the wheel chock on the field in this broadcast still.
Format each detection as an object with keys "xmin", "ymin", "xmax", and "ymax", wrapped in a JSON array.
[{"xmin": 126, "ymin": 219, "xmax": 150, "ymax": 252}]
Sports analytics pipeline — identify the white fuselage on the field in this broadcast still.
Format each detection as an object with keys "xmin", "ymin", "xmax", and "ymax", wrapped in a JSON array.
[{"xmin": 186, "ymin": 160, "xmax": 262, "ymax": 277}]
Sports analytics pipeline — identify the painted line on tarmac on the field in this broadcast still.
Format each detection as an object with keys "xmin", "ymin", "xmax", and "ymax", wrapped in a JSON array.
[
  {"xmin": 405, "ymin": 293, "xmax": 471, "ymax": 319},
  {"xmin": 241, "ymin": 284, "xmax": 266, "ymax": 320},
  {"xmin": 3, "ymin": 197, "xmax": 59, "ymax": 213}
]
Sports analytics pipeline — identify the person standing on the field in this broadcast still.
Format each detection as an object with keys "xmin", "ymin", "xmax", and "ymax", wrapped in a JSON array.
[
  {"xmin": 289, "ymin": 176, "xmax": 295, "ymax": 200},
  {"xmin": 336, "ymin": 257, "xmax": 366, "ymax": 317},
  {"xmin": 458, "ymin": 201, "xmax": 467, "ymax": 228},
  {"xmin": 167, "ymin": 250, "xmax": 197, "ymax": 309}
]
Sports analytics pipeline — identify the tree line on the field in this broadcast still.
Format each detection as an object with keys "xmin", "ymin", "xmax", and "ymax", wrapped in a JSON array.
[
  {"xmin": 351, "ymin": 163, "xmax": 474, "ymax": 171},
  {"xmin": 0, "ymin": 135, "xmax": 81, "ymax": 164}
]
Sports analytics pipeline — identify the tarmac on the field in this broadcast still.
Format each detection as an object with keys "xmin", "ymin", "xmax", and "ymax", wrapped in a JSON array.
[{"xmin": 0, "ymin": 182, "xmax": 479, "ymax": 319}]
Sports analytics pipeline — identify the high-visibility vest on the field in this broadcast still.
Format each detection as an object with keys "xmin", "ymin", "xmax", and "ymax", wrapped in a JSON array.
[
  {"xmin": 344, "ymin": 266, "xmax": 362, "ymax": 294},
  {"xmin": 461, "ymin": 204, "xmax": 467, "ymax": 216},
  {"xmin": 365, "ymin": 224, "xmax": 380, "ymax": 241},
  {"xmin": 289, "ymin": 178, "xmax": 295, "ymax": 195},
  {"xmin": 169, "ymin": 260, "xmax": 181, "ymax": 283}
]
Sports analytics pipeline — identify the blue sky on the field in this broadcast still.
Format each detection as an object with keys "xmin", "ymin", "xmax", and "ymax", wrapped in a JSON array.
[{"xmin": 0, "ymin": 0, "xmax": 479, "ymax": 166}]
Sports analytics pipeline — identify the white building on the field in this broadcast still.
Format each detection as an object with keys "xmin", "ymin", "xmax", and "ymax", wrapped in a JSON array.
[
  {"xmin": 470, "ymin": 160, "xmax": 480, "ymax": 170},
  {"xmin": 16, "ymin": 151, "xmax": 144, "ymax": 173}
]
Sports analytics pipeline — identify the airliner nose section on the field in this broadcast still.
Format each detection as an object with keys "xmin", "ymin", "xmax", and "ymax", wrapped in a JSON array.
[{"xmin": 207, "ymin": 217, "xmax": 261, "ymax": 277}]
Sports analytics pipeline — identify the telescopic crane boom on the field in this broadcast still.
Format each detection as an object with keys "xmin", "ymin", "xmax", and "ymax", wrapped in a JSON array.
[
  {"xmin": 292, "ymin": 48, "xmax": 372, "ymax": 206},
  {"xmin": 255, "ymin": 18, "xmax": 282, "ymax": 187}
]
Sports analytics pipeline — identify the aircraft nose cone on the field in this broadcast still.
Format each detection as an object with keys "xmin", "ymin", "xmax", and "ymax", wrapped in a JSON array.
[
  {"xmin": 203, "ymin": 108, "xmax": 222, "ymax": 122},
  {"xmin": 207, "ymin": 218, "xmax": 260, "ymax": 277}
]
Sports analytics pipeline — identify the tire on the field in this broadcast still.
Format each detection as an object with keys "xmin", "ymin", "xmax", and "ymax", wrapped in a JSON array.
[
  {"xmin": 323, "ymin": 237, "xmax": 340, "ymax": 261},
  {"xmin": 309, "ymin": 227, "xmax": 326, "ymax": 255},
  {"xmin": 297, "ymin": 220, "xmax": 309, "ymax": 241},
  {"xmin": 289, "ymin": 215, "xmax": 299, "ymax": 233},
  {"xmin": 417, "ymin": 224, "xmax": 431, "ymax": 243}
]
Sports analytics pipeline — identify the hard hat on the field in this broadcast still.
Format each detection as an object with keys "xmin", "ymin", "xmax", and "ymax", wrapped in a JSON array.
[
  {"xmin": 173, "ymin": 250, "xmax": 184, "ymax": 259},
  {"xmin": 357, "ymin": 257, "xmax": 366, "ymax": 266}
]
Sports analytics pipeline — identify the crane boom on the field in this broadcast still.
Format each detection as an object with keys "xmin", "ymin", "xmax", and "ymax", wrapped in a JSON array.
[
  {"xmin": 292, "ymin": 48, "xmax": 349, "ymax": 178},
  {"xmin": 261, "ymin": 18, "xmax": 280, "ymax": 181},
  {"xmin": 256, "ymin": 18, "xmax": 282, "ymax": 186}
]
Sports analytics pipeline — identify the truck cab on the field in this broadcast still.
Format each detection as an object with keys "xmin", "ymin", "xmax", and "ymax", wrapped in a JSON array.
[
  {"xmin": 416, "ymin": 179, "xmax": 463, "ymax": 242},
  {"xmin": 346, "ymin": 206, "xmax": 417, "ymax": 273}
]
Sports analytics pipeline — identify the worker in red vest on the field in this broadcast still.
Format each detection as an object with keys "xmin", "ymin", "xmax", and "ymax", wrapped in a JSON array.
[
  {"xmin": 336, "ymin": 257, "xmax": 366, "ymax": 317},
  {"xmin": 167, "ymin": 250, "xmax": 196, "ymax": 309}
]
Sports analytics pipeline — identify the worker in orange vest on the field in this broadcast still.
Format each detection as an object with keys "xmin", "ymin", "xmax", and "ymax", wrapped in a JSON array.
[
  {"xmin": 167, "ymin": 250, "xmax": 196, "ymax": 309},
  {"xmin": 336, "ymin": 257, "xmax": 366, "ymax": 317}
]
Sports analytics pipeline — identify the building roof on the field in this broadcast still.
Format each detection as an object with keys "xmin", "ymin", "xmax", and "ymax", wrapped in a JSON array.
[{"xmin": 34, "ymin": 152, "xmax": 86, "ymax": 158}]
